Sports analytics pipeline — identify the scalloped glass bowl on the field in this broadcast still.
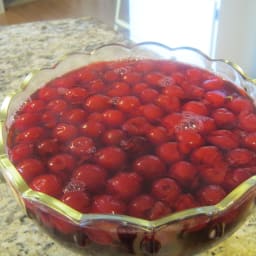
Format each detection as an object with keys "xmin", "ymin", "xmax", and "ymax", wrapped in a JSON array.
[{"xmin": 1, "ymin": 42, "xmax": 256, "ymax": 256}]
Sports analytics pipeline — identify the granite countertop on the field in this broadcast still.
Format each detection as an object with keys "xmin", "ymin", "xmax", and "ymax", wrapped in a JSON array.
[{"xmin": 0, "ymin": 17, "xmax": 256, "ymax": 256}]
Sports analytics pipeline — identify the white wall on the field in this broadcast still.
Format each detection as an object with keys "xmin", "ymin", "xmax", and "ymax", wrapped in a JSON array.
[{"xmin": 215, "ymin": 0, "xmax": 256, "ymax": 78}]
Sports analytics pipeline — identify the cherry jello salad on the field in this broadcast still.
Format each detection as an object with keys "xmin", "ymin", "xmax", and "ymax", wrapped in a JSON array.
[{"xmin": 7, "ymin": 59, "xmax": 256, "ymax": 221}]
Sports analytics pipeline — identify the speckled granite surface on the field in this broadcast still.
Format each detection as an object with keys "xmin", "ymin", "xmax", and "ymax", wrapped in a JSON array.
[{"xmin": 0, "ymin": 17, "xmax": 256, "ymax": 256}]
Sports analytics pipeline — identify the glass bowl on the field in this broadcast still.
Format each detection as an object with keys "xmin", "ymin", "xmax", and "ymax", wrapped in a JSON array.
[{"xmin": 1, "ymin": 42, "xmax": 256, "ymax": 256}]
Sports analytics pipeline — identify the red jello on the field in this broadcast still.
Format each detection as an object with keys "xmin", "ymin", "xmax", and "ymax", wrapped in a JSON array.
[{"xmin": 7, "ymin": 59, "xmax": 256, "ymax": 221}]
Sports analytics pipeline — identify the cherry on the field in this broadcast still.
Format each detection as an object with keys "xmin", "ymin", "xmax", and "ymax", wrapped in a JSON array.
[
  {"xmin": 191, "ymin": 146, "xmax": 222, "ymax": 165},
  {"xmin": 62, "ymin": 108, "xmax": 87, "ymax": 124},
  {"xmin": 30, "ymin": 174, "xmax": 62, "ymax": 197},
  {"xmin": 48, "ymin": 153, "xmax": 75, "ymax": 173},
  {"xmin": 122, "ymin": 71, "xmax": 141, "ymax": 84},
  {"xmin": 151, "ymin": 178, "xmax": 181, "ymax": 204},
  {"xmin": 227, "ymin": 148, "xmax": 254, "ymax": 166},
  {"xmin": 10, "ymin": 143, "xmax": 34, "ymax": 162},
  {"xmin": 76, "ymin": 68, "xmax": 97, "ymax": 83},
  {"xmin": 61, "ymin": 191, "xmax": 90, "ymax": 213},
  {"xmin": 36, "ymin": 139, "xmax": 59, "ymax": 156},
  {"xmin": 202, "ymin": 78, "xmax": 224, "ymax": 90},
  {"xmin": 103, "ymin": 70, "xmax": 120, "ymax": 82},
  {"xmin": 163, "ymin": 85, "xmax": 185, "ymax": 99},
  {"xmin": 205, "ymin": 90, "xmax": 226, "ymax": 108},
  {"xmin": 243, "ymin": 132, "xmax": 256, "ymax": 149},
  {"xmin": 91, "ymin": 195, "xmax": 126, "ymax": 214},
  {"xmin": 103, "ymin": 109, "xmax": 125, "ymax": 127},
  {"xmin": 15, "ymin": 126, "xmax": 45, "ymax": 143},
  {"xmin": 14, "ymin": 113, "xmax": 41, "ymax": 131},
  {"xmin": 95, "ymin": 146, "xmax": 126, "ymax": 171},
  {"xmin": 132, "ymin": 82, "xmax": 148, "ymax": 95},
  {"xmin": 211, "ymin": 108, "xmax": 236, "ymax": 128},
  {"xmin": 46, "ymin": 99, "xmax": 68, "ymax": 113},
  {"xmin": 21, "ymin": 99, "xmax": 45, "ymax": 113},
  {"xmin": 144, "ymin": 72, "xmax": 164, "ymax": 86},
  {"xmin": 147, "ymin": 126, "xmax": 168, "ymax": 145},
  {"xmin": 135, "ymin": 60, "xmax": 154, "ymax": 72},
  {"xmin": 156, "ymin": 142, "xmax": 182, "ymax": 164},
  {"xmin": 133, "ymin": 155, "xmax": 166, "ymax": 180},
  {"xmin": 41, "ymin": 111, "xmax": 58, "ymax": 128},
  {"xmin": 169, "ymin": 161, "xmax": 197, "ymax": 186},
  {"xmin": 107, "ymin": 172, "xmax": 142, "ymax": 200},
  {"xmin": 226, "ymin": 96, "xmax": 253, "ymax": 113},
  {"xmin": 156, "ymin": 95, "xmax": 180, "ymax": 113},
  {"xmin": 117, "ymin": 96, "xmax": 140, "ymax": 113},
  {"xmin": 88, "ymin": 79, "xmax": 105, "ymax": 94},
  {"xmin": 73, "ymin": 164, "xmax": 107, "ymax": 193},
  {"xmin": 140, "ymin": 104, "xmax": 163, "ymax": 122},
  {"xmin": 207, "ymin": 129, "xmax": 239, "ymax": 150},
  {"xmin": 128, "ymin": 195, "xmax": 155, "ymax": 219},
  {"xmin": 107, "ymin": 82, "xmax": 130, "ymax": 96},
  {"xmin": 80, "ymin": 120, "xmax": 105, "ymax": 138},
  {"xmin": 140, "ymin": 88, "xmax": 159, "ymax": 103},
  {"xmin": 101, "ymin": 129, "xmax": 126, "ymax": 146},
  {"xmin": 122, "ymin": 117, "xmax": 152, "ymax": 136},
  {"xmin": 64, "ymin": 87, "xmax": 87, "ymax": 104},
  {"xmin": 84, "ymin": 94, "xmax": 111, "ymax": 112},
  {"xmin": 37, "ymin": 87, "xmax": 59, "ymax": 101},
  {"xmin": 174, "ymin": 194, "xmax": 198, "ymax": 212},
  {"xmin": 148, "ymin": 201, "xmax": 171, "ymax": 220},
  {"xmin": 182, "ymin": 101, "xmax": 208, "ymax": 116},
  {"xmin": 69, "ymin": 136, "xmax": 96, "ymax": 157},
  {"xmin": 239, "ymin": 112, "xmax": 256, "ymax": 132},
  {"xmin": 197, "ymin": 185, "xmax": 226, "ymax": 206},
  {"xmin": 186, "ymin": 68, "xmax": 203, "ymax": 82},
  {"xmin": 17, "ymin": 158, "xmax": 45, "ymax": 182},
  {"xmin": 53, "ymin": 123, "xmax": 78, "ymax": 142}
]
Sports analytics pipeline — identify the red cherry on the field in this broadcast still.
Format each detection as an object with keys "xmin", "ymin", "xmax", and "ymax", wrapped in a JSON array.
[
  {"xmin": 91, "ymin": 195, "xmax": 126, "ymax": 214},
  {"xmin": 128, "ymin": 195, "xmax": 155, "ymax": 219},
  {"xmin": 103, "ymin": 70, "xmax": 120, "ymax": 82},
  {"xmin": 211, "ymin": 108, "xmax": 236, "ymax": 128},
  {"xmin": 199, "ymin": 162, "xmax": 228, "ymax": 185},
  {"xmin": 95, "ymin": 146, "xmax": 126, "ymax": 171},
  {"xmin": 117, "ymin": 96, "xmax": 140, "ymax": 113},
  {"xmin": 140, "ymin": 88, "xmax": 159, "ymax": 103},
  {"xmin": 30, "ymin": 174, "xmax": 62, "ymax": 197},
  {"xmin": 148, "ymin": 201, "xmax": 171, "ymax": 220},
  {"xmin": 50, "ymin": 74, "xmax": 76, "ymax": 88},
  {"xmin": 64, "ymin": 87, "xmax": 88, "ymax": 104},
  {"xmin": 107, "ymin": 172, "xmax": 142, "ymax": 200},
  {"xmin": 122, "ymin": 117, "xmax": 152, "ymax": 136},
  {"xmin": 135, "ymin": 60, "xmax": 154, "ymax": 72},
  {"xmin": 53, "ymin": 123, "xmax": 78, "ymax": 141},
  {"xmin": 46, "ymin": 99, "xmax": 68, "ymax": 113},
  {"xmin": 62, "ymin": 108, "xmax": 87, "ymax": 124},
  {"xmin": 147, "ymin": 126, "xmax": 168, "ymax": 145},
  {"xmin": 37, "ymin": 87, "xmax": 59, "ymax": 101},
  {"xmin": 163, "ymin": 85, "xmax": 185, "ymax": 99},
  {"xmin": 202, "ymin": 78, "xmax": 224, "ymax": 90},
  {"xmin": 239, "ymin": 112, "xmax": 256, "ymax": 132},
  {"xmin": 103, "ymin": 109, "xmax": 125, "ymax": 127},
  {"xmin": 73, "ymin": 164, "xmax": 107, "ymax": 193},
  {"xmin": 156, "ymin": 142, "xmax": 182, "ymax": 164},
  {"xmin": 87, "ymin": 112, "xmax": 104, "ymax": 122},
  {"xmin": 48, "ymin": 153, "xmax": 75, "ymax": 173},
  {"xmin": 152, "ymin": 178, "xmax": 181, "ymax": 204},
  {"xmin": 84, "ymin": 94, "xmax": 111, "ymax": 112},
  {"xmin": 223, "ymin": 168, "xmax": 251, "ymax": 191},
  {"xmin": 21, "ymin": 99, "xmax": 45, "ymax": 113},
  {"xmin": 88, "ymin": 79, "xmax": 105, "ymax": 94},
  {"xmin": 132, "ymin": 82, "xmax": 148, "ymax": 95},
  {"xmin": 15, "ymin": 126, "xmax": 45, "ymax": 143},
  {"xmin": 197, "ymin": 185, "xmax": 226, "ymax": 206},
  {"xmin": 226, "ymin": 96, "xmax": 254, "ymax": 113},
  {"xmin": 36, "ymin": 139, "xmax": 59, "ymax": 156},
  {"xmin": 205, "ymin": 90, "xmax": 226, "ymax": 108},
  {"xmin": 41, "ymin": 111, "xmax": 57, "ymax": 128},
  {"xmin": 133, "ymin": 155, "xmax": 166, "ymax": 180},
  {"xmin": 76, "ymin": 68, "xmax": 97, "ymax": 83},
  {"xmin": 69, "ymin": 136, "xmax": 96, "ymax": 157},
  {"xmin": 140, "ymin": 104, "xmax": 163, "ymax": 122},
  {"xmin": 182, "ymin": 101, "xmax": 208, "ymax": 116},
  {"xmin": 122, "ymin": 71, "xmax": 141, "ymax": 84},
  {"xmin": 101, "ymin": 129, "xmax": 125, "ymax": 146},
  {"xmin": 191, "ymin": 146, "xmax": 222, "ymax": 165},
  {"xmin": 14, "ymin": 113, "xmax": 41, "ymax": 131},
  {"xmin": 17, "ymin": 158, "xmax": 45, "ymax": 182},
  {"xmin": 156, "ymin": 94, "xmax": 181, "ymax": 113},
  {"xmin": 169, "ymin": 161, "xmax": 197, "ymax": 186},
  {"xmin": 10, "ymin": 143, "xmax": 34, "ymax": 162},
  {"xmin": 80, "ymin": 120, "xmax": 105, "ymax": 138},
  {"xmin": 107, "ymin": 82, "xmax": 131, "ymax": 96},
  {"xmin": 207, "ymin": 129, "xmax": 239, "ymax": 150},
  {"xmin": 227, "ymin": 148, "xmax": 254, "ymax": 166},
  {"xmin": 144, "ymin": 72, "xmax": 164, "ymax": 86},
  {"xmin": 186, "ymin": 68, "xmax": 203, "ymax": 82},
  {"xmin": 176, "ymin": 130, "xmax": 204, "ymax": 154},
  {"xmin": 162, "ymin": 113, "xmax": 182, "ymax": 137},
  {"xmin": 174, "ymin": 194, "xmax": 198, "ymax": 212},
  {"xmin": 243, "ymin": 133, "xmax": 256, "ymax": 150}
]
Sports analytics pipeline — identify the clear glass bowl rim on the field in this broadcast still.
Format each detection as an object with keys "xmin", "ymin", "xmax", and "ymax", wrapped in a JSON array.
[{"xmin": 1, "ymin": 41, "xmax": 256, "ymax": 230}]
